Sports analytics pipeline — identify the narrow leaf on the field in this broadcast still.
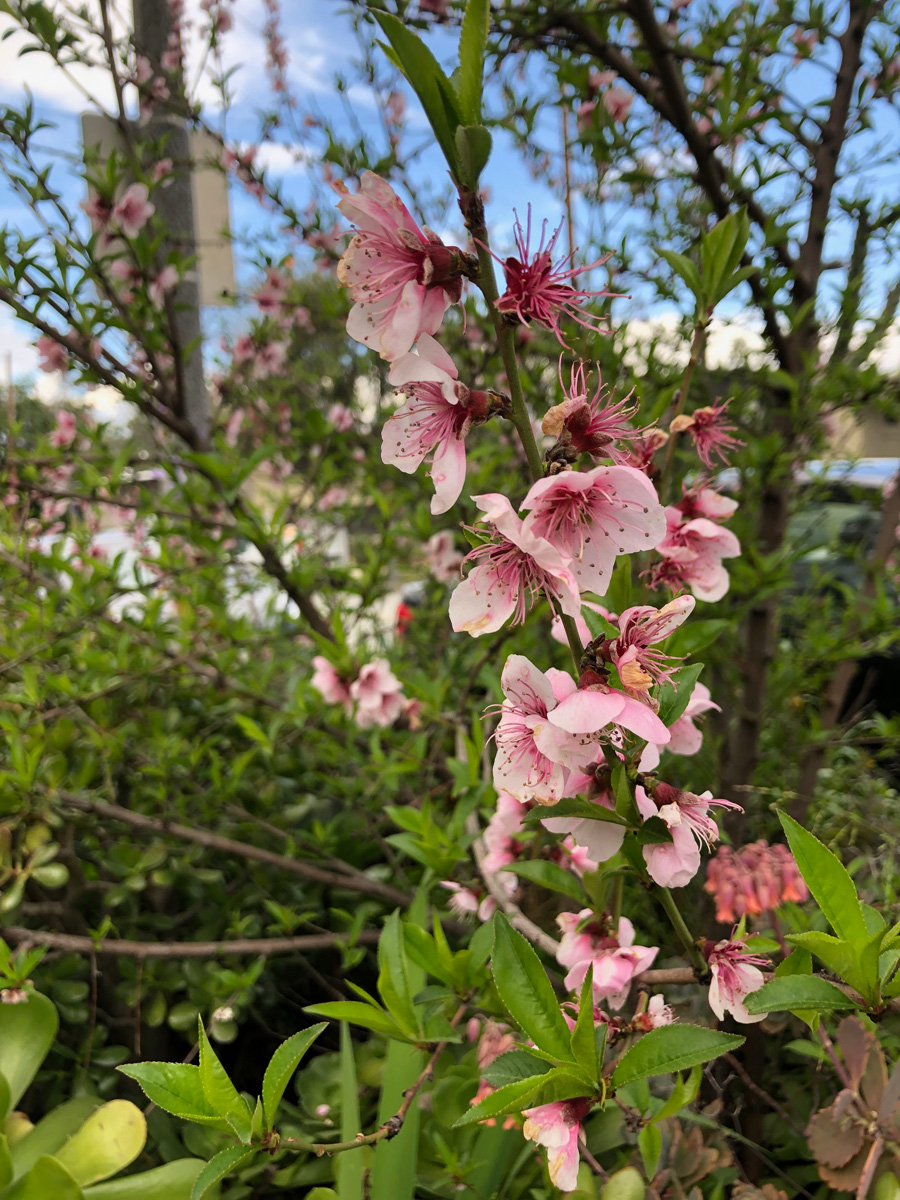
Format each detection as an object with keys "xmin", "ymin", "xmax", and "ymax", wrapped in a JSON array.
[
  {"xmin": 457, "ymin": 0, "xmax": 489, "ymax": 123},
  {"xmin": 262, "ymin": 1024, "xmax": 326, "ymax": 1125},
  {"xmin": 502, "ymin": 860, "xmax": 585, "ymax": 903},
  {"xmin": 779, "ymin": 812, "xmax": 867, "ymax": 944},
  {"xmin": 190, "ymin": 1146, "xmax": 256, "ymax": 1200},
  {"xmin": 611, "ymin": 1025, "xmax": 743, "ymax": 1086},
  {"xmin": 198, "ymin": 1022, "xmax": 251, "ymax": 1141},
  {"xmin": 743, "ymin": 976, "xmax": 856, "ymax": 1015},
  {"xmin": 491, "ymin": 916, "xmax": 574, "ymax": 1062}
]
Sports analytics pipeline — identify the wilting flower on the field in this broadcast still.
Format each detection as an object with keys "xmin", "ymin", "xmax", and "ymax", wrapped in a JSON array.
[
  {"xmin": 491, "ymin": 655, "xmax": 596, "ymax": 805},
  {"xmin": 635, "ymin": 993, "xmax": 676, "ymax": 1030},
  {"xmin": 520, "ymin": 465, "xmax": 666, "ymax": 597},
  {"xmin": 541, "ymin": 361, "xmax": 645, "ymax": 464},
  {"xmin": 36, "ymin": 336, "xmax": 69, "ymax": 374},
  {"xmin": 449, "ymin": 494, "xmax": 582, "ymax": 637},
  {"xmin": 335, "ymin": 172, "xmax": 468, "ymax": 360},
  {"xmin": 350, "ymin": 659, "xmax": 406, "ymax": 728},
  {"xmin": 423, "ymin": 529, "xmax": 463, "ymax": 582},
  {"xmin": 705, "ymin": 841, "xmax": 808, "ymax": 924},
  {"xmin": 311, "ymin": 656, "xmax": 353, "ymax": 712},
  {"xmin": 556, "ymin": 912, "xmax": 658, "ymax": 1008},
  {"xmin": 111, "ymin": 183, "xmax": 155, "ymax": 238},
  {"xmin": 384, "ymin": 335, "xmax": 484, "ymax": 514},
  {"xmin": 706, "ymin": 936, "xmax": 769, "ymax": 1024},
  {"xmin": 494, "ymin": 207, "xmax": 614, "ymax": 346},
  {"xmin": 653, "ymin": 508, "xmax": 741, "ymax": 602},
  {"xmin": 441, "ymin": 881, "xmax": 494, "ymax": 921},
  {"xmin": 608, "ymin": 596, "xmax": 694, "ymax": 694},
  {"xmin": 522, "ymin": 1099, "xmax": 593, "ymax": 1192},
  {"xmin": 670, "ymin": 400, "xmax": 742, "ymax": 469},
  {"xmin": 636, "ymin": 782, "xmax": 740, "ymax": 888}
]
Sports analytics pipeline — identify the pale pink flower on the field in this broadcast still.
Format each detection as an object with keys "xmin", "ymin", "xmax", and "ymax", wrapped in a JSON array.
[
  {"xmin": 542, "ymin": 772, "xmax": 625, "ymax": 865},
  {"xmin": 441, "ymin": 881, "xmax": 493, "ymax": 921},
  {"xmin": 351, "ymin": 659, "xmax": 406, "ymax": 728},
  {"xmin": 232, "ymin": 334, "xmax": 255, "ymax": 366},
  {"xmin": 327, "ymin": 403, "xmax": 353, "ymax": 432},
  {"xmin": 111, "ymin": 183, "xmax": 155, "ymax": 238},
  {"xmin": 609, "ymin": 596, "xmax": 694, "ymax": 695},
  {"xmin": 252, "ymin": 340, "xmax": 287, "ymax": 379},
  {"xmin": 522, "ymin": 1099, "xmax": 592, "ymax": 1193},
  {"xmin": 491, "ymin": 656, "xmax": 596, "ymax": 805},
  {"xmin": 668, "ymin": 681, "xmax": 720, "ymax": 755},
  {"xmin": 556, "ymin": 912, "xmax": 658, "ymax": 1008},
  {"xmin": 637, "ymin": 994, "xmax": 676, "ymax": 1030},
  {"xmin": 603, "ymin": 86, "xmax": 633, "ymax": 122},
  {"xmin": 383, "ymin": 335, "xmax": 480, "ymax": 514},
  {"xmin": 335, "ymin": 172, "xmax": 467, "ymax": 360},
  {"xmin": 36, "ymin": 336, "xmax": 68, "ymax": 374},
  {"xmin": 494, "ymin": 207, "xmax": 613, "ymax": 347},
  {"xmin": 483, "ymin": 791, "xmax": 527, "ymax": 887},
  {"xmin": 541, "ymin": 361, "xmax": 645, "ymax": 464},
  {"xmin": 319, "ymin": 486, "xmax": 348, "ymax": 511},
  {"xmin": 476, "ymin": 1019, "xmax": 516, "ymax": 1070},
  {"xmin": 49, "ymin": 410, "xmax": 77, "ymax": 449},
  {"xmin": 547, "ymin": 666, "xmax": 671, "ymax": 744},
  {"xmin": 520, "ymin": 465, "xmax": 666, "ymax": 597},
  {"xmin": 152, "ymin": 158, "xmax": 174, "ymax": 184},
  {"xmin": 449, "ymin": 494, "xmax": 582, "ymax": 637},
  {"xmin": 254, "ymin": 267, "xmax": 288, "ymax": 314},
  {"xmin": 675, "ymin": 484, "xmax": 738, "ymax": 523},
  {"xmin": 707, "ymin": 937, "xmax": 769, "ymax": 1024},
  {"xmin": 311, "ymin": 656, "xmax": 353, "ymax": 712},
  {"xmin": 670, "ymin": 400, "xmax": 742, "ymax": 468},
  {"xmin": 653, "ymin": 508, "xmax": 741, "ymax": 602},
  {"xmin": 560, "ymin": 835, "xmax": 599, "ymax": 876},
  {"xmin": 636, "ymin": 782, "xmax": 740, "ymax": 889},
  {"xmin": 223, "ymin": 409, "xmax": 244, "ymax": 447},
  {"xmin": 149, "ymin": 265, "xmax": 179, "ymax": 307},
  {"xmin": 424, "ymin": 529, "xmax": 462, "ymax": 582},
  {"xmin": 80, "ymin": 193, "xmax": 111, "ymax": 230}
]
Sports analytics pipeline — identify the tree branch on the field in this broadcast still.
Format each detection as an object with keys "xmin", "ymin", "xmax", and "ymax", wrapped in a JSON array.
[{"xmin": 3, "ymin": 925, "xmax": 379, "ymax": 959}]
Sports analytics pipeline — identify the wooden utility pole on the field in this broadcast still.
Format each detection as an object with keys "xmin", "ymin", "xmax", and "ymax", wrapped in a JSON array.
[{"xmin": 132, "ymin": 0, "xmax": 209, "ymax": 446}]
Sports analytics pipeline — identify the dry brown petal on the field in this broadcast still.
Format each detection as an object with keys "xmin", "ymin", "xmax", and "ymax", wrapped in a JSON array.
[
  {"xmin": 807, "ymin": 1101, "xmax": 866, "ymax": 1169},
  {"xmin": 837, "ymin": 1015, "xmax": 872, "ymax": 1090},
  {"xmin": 732, "ymin": 1184, "xmax": 789, "ymax": 1200},
  {"xmin": 669, "ymin": 413, "xmax": 695, "ymax": 434},
  {"xmin": 861, "ymin": 1040, "xmax": 889, "ymax": 1111},
  {"xmin": 541, "ymin": 402, "xmax": 568, "ymax": 436}
]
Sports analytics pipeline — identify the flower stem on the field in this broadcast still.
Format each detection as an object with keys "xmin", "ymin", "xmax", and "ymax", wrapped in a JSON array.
[{"xmin": 655, "ymin": 885, "xmax": 708, "ymax": 974}]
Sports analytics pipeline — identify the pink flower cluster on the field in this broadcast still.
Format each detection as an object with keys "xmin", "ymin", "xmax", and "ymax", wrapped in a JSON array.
[
  {"xmin": 651, "ymin": 486, "xmax": 740, "ymax": 602},
  {"xmin": 636, "ymin": 781, "xmax": 740, "ymax": 889},
  {"xmin": 704, "ymin": 841, "xmax": 808, "ymax": 924},
  {"xmin": 311, "ymin": 657, "xmax": 408, "ymax": 729}
]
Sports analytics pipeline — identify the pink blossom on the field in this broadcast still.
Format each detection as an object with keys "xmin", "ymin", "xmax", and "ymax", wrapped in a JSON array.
[
  {"xmin": 252, "ymin": 341, "xmax": 287, "ymax": 379},
  {"xmin": 522, "ymin": 1099, "xmax": 592, "ymax": 1193},
  {"xmin": 542, "ymin": 773, "xmax": 626, "ymax": 865},
  {"xmin": 653, "ymin": 508, "xmax": 741, "ymax": 602},
  {"xmin": 350, "ymin": 659, "xmax": 406, "ymax": 728},
  {"xmin": 36, "ymin": 336, "xmax": 68, "ymax": 374},
  {"xmin": 676, "ymin": 484, "xmax": 738, "ymax": 523},
  {"xmin": 449, "ymin": 494, "xmax": 582, "ymax": 637},
  {"xmin": 494, "ymin": 208, "xmax": 614, "ymax": 347},
  {"xmin": 424, "ymin": 530, "xmax": 462, "ymax": 582},
  {"xmin": 319, "ymin": 486, "xmax": 348, "ymax": 511},
  {"xmin": 547, "ymin": 666, "xmax": 671, "ymax": 744},
  {"xmin": 491, "ymin": 656, "xmax": 596, "ymax": 805},
  {"xmin": 111, "ymin": 183, "xmax": 155, "ymax": 238},
  {"xmin": 637, "ymin": 994, "xmax": 676, "ymax": 1030},
  {"xmin": 153, "ymin": 159, "xmax": 174, "ymax": 185},
  {"xmin": 441, "ymin": 881, "xmax": 494, "ymax": 921},
  {"xmin": 620, "ymin": 427, "xmax": 669, "ymax": 474},
  {"xmin": 311, "ymin": 656, "xmax": 353, "ymax": 712},
  {"xmin": 520, "ymin": 465, "xmax": 666, "ymax": 597},
  {"xmin": 254, "ymin": 267, "xmax": 288, "ymax": 314},
  {"xmin": 668, "ymin": 681, "xmax": 720, "ymax": 755},
  {"xmin": 482, "ymin": 791, "xmax": 527, "ymax": 887},
  {"xmin": 636, "ymin": 782, "xmax": 740, "ymax": 889},
  {"xmin": 80, "ymin": 193, "xmax": 111, "ymax": 230},
  {"xmin": 603, "ymin": 86, "xmax": 633, "ymax": 122},
  {"xmin": 383, "ymin": 335, "xmax": 479, "ymax": 514},
  {"xmin": 670, "ymin": 400, "xmax": 742, "ymax": 468},
  {"xmin": 609, "ymin": 596, "xmax": 694, "ymax": 694},
  {"xmin": 556, "ymin": 912, "xmax": 658, "ymax": 1008},
  {"xmin": 49, "ymin": 410, "xmax": 77, "ymax": 449},
  {"xmin": 476, "ymin": 1019, "xmax": 516, "ymax": 1070},
  {"xmin": 335, "ymin": 172, "xmax": 467, "ymax": 360},
  {"xmin": 149, "ymin": 265, "xmax": 179, "ymax": 307},
  {"xmin": 223, "ymin": 409, "xmax": 244, "ymax": 447},
  {"xmin": 707, "ymin": 937, "xmax": 769, "ymax": 1024},
  {"xmin": 232, "ymin": 335, "xmax": 256, "ymax": 366},
  {"xmin": 327, "ymin": 403, "xmax": 353, "ymax": 432},
  {"xmin": 541, "ymin": 361, "xmax": 645, "ymax": 464}
]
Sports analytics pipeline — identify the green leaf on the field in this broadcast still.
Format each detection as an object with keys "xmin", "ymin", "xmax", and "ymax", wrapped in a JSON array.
[
  {"xmin": 784, "ymin": 931, "xmax": 866, "ymax": 992},
  {"xmin": 638, "ymin": 1122, "xmax": 662, "ymax": 1179},
  {"xmin": 454, "ymin": 1069, "xmax": 590, "ymax": 1127},
  {"xmin": 117, "ymin": 1064, "xmax": 227, "ymax": 1129},
  {"xmin": 0, "ymin": 1155, "xmax": 84, "ymax": 1200},
  {"xmin": 335, "ymin": 1024, "xmax": 366, "ymax": 1200},
  {"xmin": 664, "ymin": 619, "xmax": 729, "ymax": 658},
  {"xmin": 501, "ymin": 860, "xmax": 585, "ymax": 903},
  {"xmin": 8, "ymin": 1098, "xmax": 101, "ymax": 1177},
  {"xmin": 658, "ymin": 249, "xmax": 704, "ymax": 305},
  {"xmin": 454, "ymin": 125, "xmax": 492, "ymax": 189},
  {"xmin": 611, "ymin": 1026, "xmax": 743, "ymax": 1086},
  {"xmin": 774, "ymin": 948, "xmax": 817, "ymax": 1030},
  {"xmin": 491, "ymin": 917, "xmax": 574, "ymax": 1062},
  {"xmin": 655, "ymin": 664, "xmax": 705, "ymax": 729},
  {"xmin": 403, "ymin": 925, "xmax": 456, "ymax": 991},
  {"xmin": 372, "ymin": 13, "xmax": 460, "ymax": 174},
  {"xmin": 262, "ymin": 1024, "xmax": 327, "ymax": 1126},
  {"xmin": 522, "ymin": 796, "xmax": 626, "ymax": 827},
  {"xmin": 581, "ymin": 608, "xmax": 620, "ymax": 642},
  {"xmin": 54, "ymin": 1101, "xmax": 146, "ymax": 1187},
  {"xmin": 303, "ymin": 1001, "xmax": 406, "ymax": 1041},
  {"xmin": 651, "ymin": 1065, "xmax": 702, "ymax": 1124},
  {"xmin": 457, "ymin": 0, "xmax": 489, "ymax": 123},
  {"xmin": 377, "ymin": 912, "xmax": 420, "ymax": 1037},
  {"xmin": 742, "ymin": 976, "xmax": 856, "ymax": 1015},
  {"xmin": 0, "ymin": 991, "xmax": 57, "ymax": 1109},
  {"xmin": 700, "ymin": 209, "xmax": 750, "ymax": 304},
  {"xmin": 569, "ymin": 968, "xmax": 600, "ymax": 1087},
  {"xmin": 0, "ymin": 1073, "xmax": 9, "ymax": 1127},
  {"xmin": 481, "ymin": 1050, "xmax": 549, "ymax": 1088},
  {"xmin": 81, "ymin": 1159, "xmax": 204, "ymax": 1199},
  {"xmin": 189, "ymin": 1146, "xmax": 256, "ymax": 1200},
  {"xmin": 611, "ymin": 764, "xmax": 639, "ymax": 825},
  {"xmin": 198, "ymin": 1022, "xmax": 251, "ymax": 1142},
  {"xmin": 778, "ymin": 812, "xmax": 867, "ymax": 944},
  {"xmin": 0, "ymin": 1136, "xmax": 10, "ymax": 1190}
]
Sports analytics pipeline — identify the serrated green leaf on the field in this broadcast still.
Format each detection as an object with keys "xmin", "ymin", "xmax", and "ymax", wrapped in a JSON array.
[
  {"xmin": 378, "ymin": 912, "xmax": 420, "ymax": 1037},
  {"xmin": 454, "ymin": 1068, "xmax": 590, "ymax": 1127},
  {"xmin": 457, "ymin": 0, "xmax": 489, "ymax": 123},
  {"xmin": 262, "ymin": 1024, "xmax": 326, "ymax": 1125},
  {"xmin": 784, "ymin": 931, "xmax": 866, "ymax": 993},
  {"xmin": 454, "ymin": 125, "xmax": 492, "ymax": 189},
  {"xmin": 569, "ymin": 968, "xmax": 600, "ymax": 1086},
  {"xmin": 117, "ymin": 1064, "xmax": 228, "ymax": 1129},
  {"xmin": 501, "ymin": 860, "xmax": 585, "ymax": 903},
  {"xmin": 189, "ymin": 1146, "xmax": 255, "ymax": 1200},
  {"xmin": 611, "ymin": 1026, "xmax": 743, "ymax": 1086},
  {"xmin": 491, "ymin": 917, "xmax": 574, "ymax": 1062},
  {"xmin": 658, "ymin": 249, "xmax": 704, "ymax": 305},
  {"xmin": 303, "ymin": 1001, "xmax": 406, "ymax": 1040},
  {"xmin": 481, "ymin": 1050, "xmax": 550, "ymax": 1088},
  {"xmin": 743, "ymin": 976, "xmax": 855, "ymax": 1015},
  {"xmin": 655, "ymin": 663, "xmax": 705, "ymax": 729},
  {"xmin": 198, "ymin": 1022, "xmax": 251, "ymax": 1142},
  {"xmin": 522, "ymin": 796, "xmax": 626, "ymax": 827},
  {"xmin": 778, "ymin": 812, "xmax": 867, "ymax": 944}
]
